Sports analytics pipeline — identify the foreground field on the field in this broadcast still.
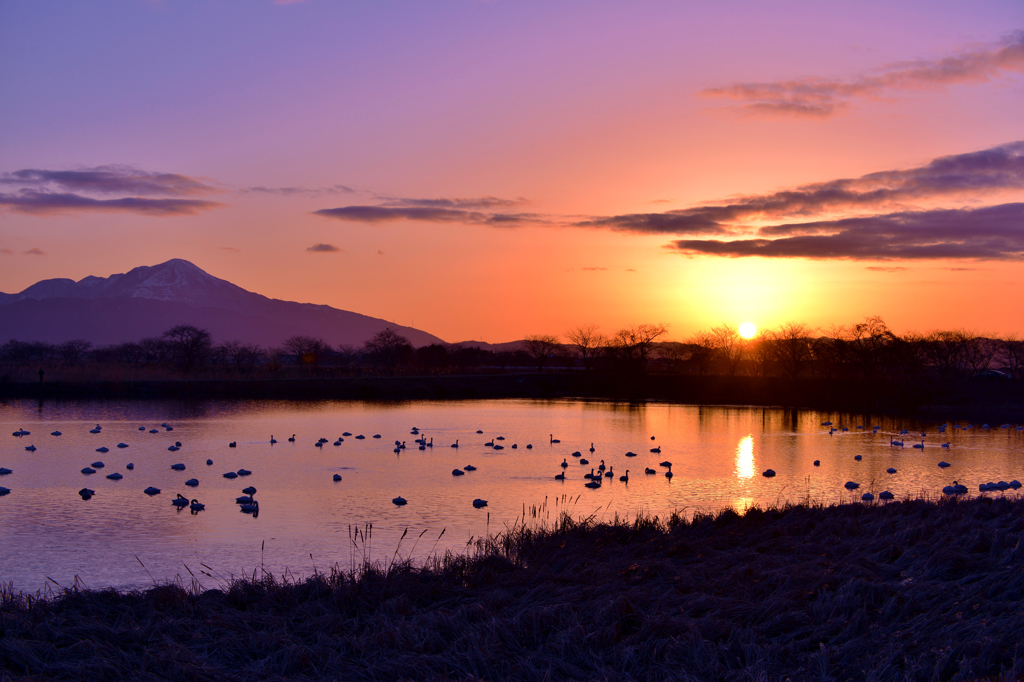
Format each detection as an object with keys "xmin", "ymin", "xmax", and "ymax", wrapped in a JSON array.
[{"xmin": 3, "ymin": 496, "xmax": 1024, "ymax": 681}]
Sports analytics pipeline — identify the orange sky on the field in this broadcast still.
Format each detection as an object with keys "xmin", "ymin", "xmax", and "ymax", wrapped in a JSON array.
[{"xmin": 1, "ymin": 2, "xmax": 1023, "ymax": 343}]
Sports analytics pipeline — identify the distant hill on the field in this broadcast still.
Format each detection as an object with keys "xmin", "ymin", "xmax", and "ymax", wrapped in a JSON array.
[{"xmin": 0, "ymin": 259, "xmax": 445, "ymax": 348}]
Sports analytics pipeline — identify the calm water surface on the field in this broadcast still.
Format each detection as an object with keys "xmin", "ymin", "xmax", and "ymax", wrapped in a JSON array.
[{"xmin": 2, "ymin": 398, "xmax": 1022, "ymax": 592}]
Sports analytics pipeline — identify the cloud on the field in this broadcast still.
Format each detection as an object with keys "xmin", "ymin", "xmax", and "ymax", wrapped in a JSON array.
[
  {"xmin": 578, "ymin": 140, "xmax": 1024, "ymax": 235},
  {"xmin": 665, "ymin": 203, "xmax": 1024, "ymax": 261},
  {"xmin": 625, "ymin": 268, "xmax": 636, "ymax": 272},
  {"xmin": 581, "ymin": 267, "xmax": 608, "ymax": 271},
  {"xmin": 0, "ymin": 191, "xmax": 223, "ymax": 216},
  {"xmin": 865, "ymin": 266, "xmax": 907, "ymax": 272},
  {"xmin": 241, "ymin": 184, "xmax": 355, "ymax": 197},
  {"xmin": 0, "ymin": 165, "xmax": 225, "ymax": 217},
  {"xmin": 1, "ymin": 248, "xmax": 14, "ymax": 255},
  {"xmin": 306, "ymin": 243, "xmax": 341, "ymax": 253},
  {"xmin": 379, "ymin": 196, "xmax": 528, "ymax": 210},
  {"xmin": 219, "ymin": 246, "xmax": 241, "ymax": 253},
  {"xmin": 313, "ymin": 204, "xmax": 543, "ymax": 227},
  {"xmin": 703, "ymin": 30, "xmax": 1024, "ymax": 117},
  {"xmin": 23, "ymin": 248, "xmax": 46, "ymax": 256},
  {"xmin": 0, "ymin": 165, "xmax": 219, "ymax": 196}
]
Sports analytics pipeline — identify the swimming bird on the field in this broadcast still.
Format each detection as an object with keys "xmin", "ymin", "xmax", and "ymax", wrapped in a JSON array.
[
  {"xmin": 813, "ymin": 460, "xmax": 820, "ymax": 466},
  {"xmin": 887, "ymin": 467, "xmax": 897, "ymax": 474},
  {"xmin": 81, "ymin": 467, "xmax": 95, "ymax": 474},
  {"xmin": 526, "ymin": 444, "xmax": 532, "ymax": 449},
  {"xmin": 25, "ymin": 445, "xmax": 36, "ymax": 452},
  {"xmin": 912, "ymin": 440, "xmax": 925, "ymax": 449},
  {"xmin": 604, "ymin": 466, "xmax": 614, "ymax": 478},
  {"xmin": 550, "ymin": 434, "xmax": 560, "ymax": 444},
  {"xmin": 96, "ymin": 447, "xmax": 108, "ymax": 453},
  {"xmin": 659, "ymin": 461, "xmax": 672, "ymax": 468},
  {"xmin": 477, "ymin": 430, "xmax": 484, "ymax": 434},
  {"xmin": 451, "ymin": 440, "xmax": 459, "ymax": 448},
  {"xmin": 0, "ymin": 487, "xmax": 9, "ymax": 496},
  {"xmin": 937, "ymin": 461, "xmax": 951, "ymax": 468},
  {"xmin": 560, "ymin": 458, "xmax": 569, "ymax": 468},
  {"xmin": 0, "ymin": 468, "xmax": 10, "ymax": 475},
  {"xmin": 861, "ymin": 492, "xmax": 874, "ymax": 501},
  {"xmin": 206, "ymin": 459, "xmax": 213, "ymax": 466},
  {"xmin": 126, "ymin": 463, "xmax": 134, "ymax": 470},
  {"xmin": 472, "ymin": 499, "xmax": 488, "ymax": 508},
  {"xmin": 51, "ymin": 431, "xmax": 61, "ymax": 436},
  {"xmin": 229, "ymin": 442, "xmax": 236, "ymax": 448},
  {"xmin": 854, "ymin": 455, "xmax": 862, "ymax": 461},
  {"xmin": 236, "ymin": 493, "xmax": 255, "ymax": 504},
  {"xmin": 270, "ymin": 436, "xmax": 277, "ymax": 444},
  {"xmin": 650, "ymin": 446, "xmax": 662, "ymax": 453},
  {"xmin": 645, "ymin": 467, "xmax": 656, "ymax": 474},
  {"xmin": 665, "ymin": 464, "xmax": 673, "ymax": 479},
  {"xmin": 941, "ymin": 442, "xmax": 950, "ymax": 448},
  {"xmin": 890, "ymin": 438, "xmax": 903, "ymax": 447},
  {"xmin": 144, "ymin": 486, "xmax": 161, "ymax": 496},
  {"xmin": 879, "ymin": 491, "xmax": 894, "ymax": 500},
  {"xmin": 79, "ymin": 488, "xmax": 94, "ymax": 500},
  {"xmin": 590, "ymin": 443, "xmax": 595, "ymax": 452},
  {"xmin": 572, "ymin": 451, "xmax": 582, "ymax": 457},
  {"xmin": 555, "ymin": 472, "xmax": 565, "ymax": 480},
  {"xmin": 844, "ymin": 481, "xmax": 860, "ymax": 490},
  {"xmin": 580, "ymin": 458, "xmax": 589, "ymax": 465},
  {"xmin": 106, "ymin": 473, "xmax": 123, "ymax": 480},
  {"xmin": 463, "ymin": 465, "xmax": 477, "ymax": 471},
  {"xmin": 333, "ymin": 474, "xmax": 342, "ymax": 481},
  {"xmin": 762, "ymin": 469, "xmax": 776, "ymax": 477},
  {"xmin": 223, "ymin": 472, "xmax": 238, "ymax": 479},
  {"xmin": 172, "ymin": 494, "xmax": 189, "ymax": 508},
  {"xmin": 92, "ymin": 461, "xmax": 105, "ymax": 468},
  {"xmin": 242, "ymin": 487, "xmax": 256, "ymax": 495},
  {"xmin": 584, "ymin": 468, "xmax": 597, "ymax": 480},
  {"xmin": 288, "ymin": 434, "xmax": 296, "ymax": 442},
  {"xmin": 584, "ymin": 479, "xmax": 601, "ymax": 489},
  {"xmin": 240, "ymin": 499, "xmax": 259, "ymax": 514},
  {"xmin": 619, "ymin": 470, "xmax": 629, "ymax": 482},
  {"xmin": 598, "ymin": 460, "xmax": 605, "ymax": 471},
  {"xmin": 117, "ymin": 443, "xmax": 128, "ymax": 449},
  {"xmin": 392, "ymin": 496, "xmax": 407, "ymax": 506},
  {"xmin": 625, "ymin": 451, "xmax": 637, "ymax": 457},
  {"xmin": 171, "ymin": 463, "xmax": 186, "ymax": 471},
  {"xmin": 452, "ymin": 469, "xmax": 465, "ymax": 476},
  {"xmin": 190, "ymin": 499, "xmax": 205, "ymax": 512},
  {"xmin": 185, "ymin": 478, "xmax": 199, "ymax": 487}
]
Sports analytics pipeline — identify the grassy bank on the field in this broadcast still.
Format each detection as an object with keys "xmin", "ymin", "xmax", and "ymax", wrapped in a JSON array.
[
  {"xmin": 3, "ymin": 496, "xmax": 1024, "ymax": 681},
  {"xmin": 4, "ymin": 371, "xmax": 1024, "ymax": 419}
]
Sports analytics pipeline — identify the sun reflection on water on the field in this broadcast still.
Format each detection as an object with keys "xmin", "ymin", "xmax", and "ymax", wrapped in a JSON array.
[{"xmin": 735, "ymin": 434, "xmax": 755, "ymax": 479}]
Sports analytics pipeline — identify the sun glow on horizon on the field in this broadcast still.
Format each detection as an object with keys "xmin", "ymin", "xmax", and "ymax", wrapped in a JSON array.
[{"xmin": 738, "ymin": 322, "xmax": 757, "ymax": 339}]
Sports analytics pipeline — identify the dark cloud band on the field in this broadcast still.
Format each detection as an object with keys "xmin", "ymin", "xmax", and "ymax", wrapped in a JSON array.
[
  {"xmin": 0, "ymin": 165, "xmax": 218, "ymax": 196},
  {"xmin": 0, "ymin": 191, "xmax": 222, "ymax": 216}
]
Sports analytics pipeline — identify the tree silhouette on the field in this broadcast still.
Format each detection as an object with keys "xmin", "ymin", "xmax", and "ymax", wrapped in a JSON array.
[
  {"xmin": 523, "ymin": 334, "xmax": 560, "ymax": 371},
  {"xmin": 364, "ymin": 328, "xmax": 413, "ymax": 369},
  {"xmin": 282, "ymin": 335, "xmax": 328, "ymax": 367},
  {"xmin": 163, "ymin": 324, "xmax": 212, "ymax": 371},
  {"xmin": 566, "ymin": 325, "xmax": 605, "ymax": 371}
]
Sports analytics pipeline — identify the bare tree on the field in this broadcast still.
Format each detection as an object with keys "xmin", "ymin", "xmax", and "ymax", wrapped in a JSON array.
[
  {"xmin": 565, "ymin": 325, "xmax": 605, "ymax": 371},
  {"xmin": 364, "ymin": 328, "xmax": 413, "ymax": 369},
  {"xmin": 612, "ymin": 323, "xmax": 669, "ymax": 373},
  {"xmin": 282, "ymin": 335, "xmax": 328, "ymax": 367},
  {"xmin": 685, "ymin": 330, "xmax": 716, "ymax": 375},
  {"xmin": 523, "ymin": 334, "xmax": 561, "ymax": 372},
  {"xmin": 771, "ymin": 322, "xmax": 815, "ymax": 379},
  {"xmin": 218, "ymin": 340, "xmax": 265, "ymax": 371},
  {"xmin": 748, "ymin": 330, "xmax": 774, "ymax": 377},
  {"xmin": 57, "ymin": 339, "xmax": 92, "ymax": 366},
  {"xmin": 997, "ymin": 334, "xmax": 1024, "ymax": 378},
  {"xmin": 711, "ymin": 323, "xmax": 744, "ymax": 375},
  {"xmin": 163, "ymin": 324, "xmax": 212, "ymax": 371}
]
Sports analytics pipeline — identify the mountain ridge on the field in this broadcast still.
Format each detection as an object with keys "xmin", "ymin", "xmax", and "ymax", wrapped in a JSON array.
[{"xmin": 0, "ymin": 259, "xmax": 445, "ymax": 348}]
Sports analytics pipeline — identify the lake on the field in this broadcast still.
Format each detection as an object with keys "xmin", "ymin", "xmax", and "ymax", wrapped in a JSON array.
[{"xmin": 1, "ymin": 398, "xmax": 1022, "ymax": 593}]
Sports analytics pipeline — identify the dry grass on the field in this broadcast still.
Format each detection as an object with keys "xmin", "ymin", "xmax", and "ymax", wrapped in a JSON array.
[{"xmin": 3, "ymin": 495, "xmax": 1024, "ymax": 681}]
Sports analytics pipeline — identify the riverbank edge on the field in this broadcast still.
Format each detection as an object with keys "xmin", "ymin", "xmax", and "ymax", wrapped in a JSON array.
[
  {"xmin": 2, "ymin": 495, "xmax": 1023, "ymax": 680},
  {"xmin": 4, "ymin": 372, "xmax": 1024, "ymax": 418}
]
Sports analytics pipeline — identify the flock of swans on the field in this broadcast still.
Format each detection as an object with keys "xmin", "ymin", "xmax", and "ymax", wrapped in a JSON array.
[{"xmin": 2, "ymin": 419, "xmax": 1023, "ymax": 510}]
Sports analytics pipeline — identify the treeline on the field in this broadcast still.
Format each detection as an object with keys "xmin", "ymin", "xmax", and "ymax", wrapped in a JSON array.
[{"xmin": 3, "ymin": 317, "xmax": 1023, "ymax": 381}]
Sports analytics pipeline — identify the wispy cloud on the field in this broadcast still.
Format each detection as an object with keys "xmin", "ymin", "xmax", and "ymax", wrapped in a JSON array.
[
  {"xmin": 313, "ymin": 197, "xmax": 543, "ymax": 227},
  {"xmin": 306, "ymin": 243, "xmax": 341, "ymax": 253},
  {"xmin": 0, "ymin": 165, "xmax": 224, "ymax": 217},
  {"xmin": 578, "ymin": 141, "xmax": 1024, "ymax": 235},
  {"xmin": 702, "ymin": 31, "xmax": 1024, "ymax": 117},
  {"xmin": 219, "ymin": 246, "xmax": 241, "ymax": 253},
  {"xmin": 0, "ymin": 191, "xmax": 222, "ymax": 216},
  {"xmin": 0, "ymin": 165, "xmax": 219, "ymax": 196},
  {"xmin": 581, "ymin": 266, "xmax": 608, "ymax": 271},
  {"xmin": 23, "ymin": 247, "xmax": 46, "ymax": 256},
  {"xmin": 865, "ymin": 266, "xmax": 907, "ymax": 272},
  {"xmin": 666, "ymin": 203, "xmax": 1024, "ymax": 260},
  {"xmin": 241, "ymin": 184, "xmax": 355, "ymax": 197}
]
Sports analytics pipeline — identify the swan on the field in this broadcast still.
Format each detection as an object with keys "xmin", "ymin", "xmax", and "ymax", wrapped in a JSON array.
[
  {"xmin": 762, "ymin": 469, "xmax": 776, "ymax": 477},
  {"xmin": 572, "ymin": 451, "xmax": 582, "ymax": 457},
  {"xmin": 190, "ymin": 499, "xmax": 205, "ymax": 512},
  {"xmin": 206, "ymin": 459, "xmax": 213, "ymax": 466},
  {"xmin": 374, "ymin": 435, "xmax": 382, "ymax": 439},
  {"xmin": 452, "ymin": 469, "xmax": 465, "ymax": 476},
  {"xmin": 854, "ymin": 455, "xmax": 862, "ymax": 461},
  {"xmin": 550, "ymin": 434, "xmax": 560, "ymax": 444},
  {"xmin": 485, "ymin": 440, "xmax": 494, "ymax": 447},
  {"xmin": 472, "ymin": 499, "xmax": 488, "ymax": 508},
  {"xmin": 172, "ymin": 494, "xmax": 189, "ymax": 508},
  {"xmin": 665, "ymin": 464, "xmax": 673, "ymax": 479},
  {"xmin": 555, "ymin": 472, "xmax": 565, "ymax": 480},
  {"xmin": 912, "ymin": 440, "xmax": 925, "ymax": 449},
  {"xmin": 496, "ymin": 436, "xmax": 505, "ymax": 441},
  {"xmin": 144, "ymin": 486, "xmax": 161, "ymax": 496},
  {"xmin": 92, "ymin": 461, "xmax": 105, "ymax": 468},
  {"xmin": 451, "ymin": 440, "xmax": 459, "ymax": 448},
  {"xmin": 560, "ymin": 458, "xmax": 569, "ymax": 468},
  {"xmin": 168, "ymin": 446, "xmax": 179, "ymax": 452},
  {"xmin": 890, "ymin": 438, "xmax": 903, "ymax": 447},
  {"xmin": 604, "ymin": 466, "xmax": 614, "ymax": 478},
  {"xmin": 526, "ymin": 444, "xmax": 533, "ymax": 449},
  {"xmin": 580, "ymin": 458, "xmax": 589, "ymax": 465},
  {"xmin": 81, "ymin": 467, "xmax": 95, "ymax": 474},
  {"xmin": 270, "ymin": 436, "xmax": 277, "ymax": 444},
  {"xmin": 584, "ymin": 479, "xmax": 601, "ymax": 489},
  {"xmin": 236, "ymin": 493, "xmax": 255, "ymax": 504},
  {"xmin": 844, "ymin": 481, "xmax": 859, "ymax": 490},
  {"xmin": 229, "ymin": 442, "xmax": 237, "ymax": 448},
  {"xmin": 25, "ymin": 445, "xmax": 36, "ymax": 452},
  {"xmin": 51, "ymin": 431, "xmax": 61, "ymax": 436},
  {"xmin": 598, "ymin": 460, "xmax": 606, "ymax": 471},
  {"xmin": 237, "ymin": 469, "xmax": 251, "ymax": 476},
  {"xmin": 625, "ymin": 451, "xmax": 637, "ymax": 457},
  {"xmin": 650, "ymin": 447, "xmax": 662, "ymax": 453},
  {"xmin": 645, "ymin": 467, "xmax": 656, "ymax": 474},
  {"xmin": 887, "ymin": 467, "xmax": 897, "ymax": 474},
  {"xmin": 584, "ymin": 468, "xmax": 597, "ymax": 480},
  {"xmin": 150, "ymin": 429, "xmax": 159, "ymax": 434},
  {"xmin": 170, "ymin": 463, "xmax": 186, "ymax": 471},
  {"xmin": 392, "ymin": 496, "xmax": 407, "ymax": 506},
  {"xmin": 463, "ymin": 465, "xmax": 477, "ymax": 471},
  {"xmin": 333, "ymin": 474, "xmax": 342, "ymax": 481},
  {"xmin": 476, "ymin": 430, "xmax": 484, "ymax": 434},
  {"xmin": 106, "ymin": 472, "xmax": 123, "ymax": 480},
  {"xmin": 879, "ymin": 491, "xmax": 894, "ymax": 500},
  {"xmin": 937, "ymin": 461, "xmax": 951, "ymax": 468},
  {"xmin": 0, "ymin": 468, "xmax": 10, "ymax": 476},
  {"xmin": 861, "ymin": 492, "xmax": 874, "ymax": 501},
  {"xmin": 0, "ymin": 487, "xmax": 9, "ymax": 496},
  {"xmin": 813, "ymin": 460, "xmax": 820, "ymax": 466},
  {"xmin": 185, "ymin": 478, "xmax": 199, "ymax": 487},
  {"xmin": 79, "ymin": 488, "xmax": 94, "ymax": 499},
  {"xmin": 117, "ymin": 443, "xmax": 128, "ymax": 449},
  {"xmin": 96, "ymin": 447, "xmax": 108, "ymax": 453},
  {"xmin": 240, "ymin": 499, "xmax": 259, "ymax": 514},
  {"xmin": 223, "ymin": 472, "xmax": 238, "ymax": 479},
  {"xmin": 242, "ymin": 486, "xmax": 256, "ymax": 495},
  {"xmin": 659, "ymin": 461, "xmax": 672, "ymax": 468},
  {"xmin": 590, "ymin": 443, "xmax": 595, "ymax": 452},
  {"xmin": 941, "ymin": 442, "xmax": 950, "ymax": 448},
  {"xmin": 619, "ymin": 470, "xmax": 629, "ymax": 482}
]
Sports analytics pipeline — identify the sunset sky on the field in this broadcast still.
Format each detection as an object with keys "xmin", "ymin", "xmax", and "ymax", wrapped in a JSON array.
[{"xmin": 1, "ymin": 1, "xmax": 1022, "ymax": 344}]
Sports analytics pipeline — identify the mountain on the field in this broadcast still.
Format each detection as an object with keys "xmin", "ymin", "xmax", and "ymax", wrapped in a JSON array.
[{"xmin": 0, "ymin": 259, "xmax": 445, "ymax": 348}]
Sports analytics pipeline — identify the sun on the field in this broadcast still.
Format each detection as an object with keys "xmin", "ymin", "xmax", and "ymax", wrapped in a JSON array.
[{"xmin": 738, "ymin": 322, "xmax": 757, "ymax": 339}]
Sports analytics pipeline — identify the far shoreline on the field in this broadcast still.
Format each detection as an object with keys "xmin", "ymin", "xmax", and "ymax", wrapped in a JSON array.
[{"xmin": 3, "ymin": 371, "xmax": 1024, "ymax": 422}]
